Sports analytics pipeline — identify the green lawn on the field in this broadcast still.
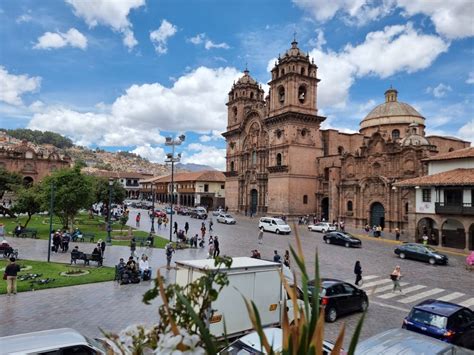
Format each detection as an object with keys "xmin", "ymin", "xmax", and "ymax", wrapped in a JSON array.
[
  {"xmin": 0, "ymin": 213, "xmax": 168, "ymax": 248},
  {"xmin": 0, "ymin": 259, "xmax": 115, "ymax": 294}
]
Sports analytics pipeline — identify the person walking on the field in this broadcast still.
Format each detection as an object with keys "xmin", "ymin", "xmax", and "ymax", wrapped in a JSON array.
[
  {"xmin": 135, "ymin": 213, "xmax": 141, "ymax": 227},
  {"xmin": 283, "ymin": 250, "xmax": 290, "ymax": 268},
  {"xmin": 257, "ymin": 227, "xmax": 264, "ymax": 245},
  {"xmin": 130, "ymin": 237, "xmax": 137, "ymax": 259},
  {"xmin": 354, "ymin": 261, "xmax": 363, "ymax": 286},
  {"xmin": 273, "ymin": 250, "xmax": 282, "ymax": 263},
  {"xmin": 165, "ymin": 243, "xmax": 175, "ymax": 270},
  {"xmin": 157, "ymin": 217, "xmax": 162, "ymax": 230},
  {"xmin": 209, "ymin": 219, "xmax": 213, "ymax": 232},
  {"xmin": 391, "ymin": 265, "xmax": 403, "ymax": 293},
  {"xmin": 163, "ymin": 216, "xmax": 168, "ymax": 229},
  {"xmin": 208, "ymin": 236, "xmax": 214, "ymax": 259},
  {"xmin": 100, "ymin": 239, "xmax": 106, "ymax": 256},
  {"xmin": 173, "ymin": 222, "xmax": 178, "ymax": 236},
  {"xmin": 201, "ymin": 224, "xmax": 206, "ymax": 239},
  {"xmin": 184, "ymin": 222, "xmax": 189, "ymax": 235},
  {"xmin": 213, "ymin": 236, "xmax": 220, "ymax": 258},
  {"xmin": 422, "ymin": 233, "xmax": 428, "ymax": 246},
  {"xmin": 395, "ymin": 227, "xmax": 400, "ymax": 241},
  {"xmin": 5, "ymin": 257, "xmax": 21, "ymax": 295}
]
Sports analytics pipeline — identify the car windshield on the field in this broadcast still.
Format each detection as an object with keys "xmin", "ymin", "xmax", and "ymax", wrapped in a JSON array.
[
  {"xmin": 226, "ymin": 214, "xmax": 233, "ymax": 218},
  {"xmin": 86, "ymin": 336, "xmax": 107, "ymax": 351},
  {"xmin": 219, "ymin": 340, "xmax": 264, "ymax": 355},
  {"xmin": 276, "ymin": 220, "xmax": 287, "ymax": 225},
  {"xmin": 410, "ymin": 309, "xmax": 448, "ymax": 329},
  {"xmin": 425, "ymin": 246, "xmax": 437, "ymax": 252}
]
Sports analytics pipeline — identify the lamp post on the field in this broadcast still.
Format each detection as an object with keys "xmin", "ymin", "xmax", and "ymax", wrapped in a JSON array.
[
  {"xmin": 165, "ymin": 134, "xmax": 185, "ymax": 242},
  {"xmin": 47, "ymin": 182, "xmax": 55, "ymax": 262},
  {"xmin": 106, "ymin": 178, "xmax": 113, "ymax": 245},
  {"xmin": 150, "ymin": 183, "xmax": 155, "ymax": 236}
]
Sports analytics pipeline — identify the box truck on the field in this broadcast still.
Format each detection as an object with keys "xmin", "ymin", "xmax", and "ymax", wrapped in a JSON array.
[{"xmin": 175, "ymin": 257, "xmax": 301, "ymax": 339}]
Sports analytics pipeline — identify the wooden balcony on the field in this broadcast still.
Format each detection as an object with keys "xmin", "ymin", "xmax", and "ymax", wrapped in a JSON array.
[{"xmin": 435, "ymin": 202, "xmax": 474, "ymax": 216}]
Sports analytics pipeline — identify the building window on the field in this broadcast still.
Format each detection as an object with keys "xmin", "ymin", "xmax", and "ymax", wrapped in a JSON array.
[
  {"xmin": 324, "ymin": 168, "xmax": 330, "ymax": 181},
  {"xmin": 392, "ymin": 129, "xmax": 400, "ymax": 140},
  {"xmin": 276, "ymin": 153, "xmax": 282, "ymax": 166},
  {"xmin": 252, "ymin": 150, "xmax": 257, "ymax": 165},
  {"xmin": 230, "ymin": 161, "xmax": 234, "ymax": 172},
  {"xmin": 303, "ymin": 195, "xmax": 308, "ymax": 204},
  {"xmin": 298, "ymin": 85, "xmax": 306, "ymax": 103},
  {"xmin": 448, "ymin": 147, "xmax": 454, "ymax": 152},
  {"xmin": 221, "ymin": 184, "xmax": 224, "ymax": 189},
  {"xmin": 405, "ymin": 202, "xmax": 409, "ymax": 214},
  {"xmin": 278, "ymin": 86, "xmax": 285, "ymax": 103},
  {"xmin": 338, "ymin": 146, "xmax": 344, "ymax": 155},
  {"xmin": 301, "ymin": 67, "xmax": 305, "ymax": 75},
  {"xmin": 422, "ymin": 189, "xmax": 431, "ymax": 202},
  {"xmin": 204, "ymin": 184, "xmax": 209, "ymax": 192},
  {"xmin": 444, "ymin": 189, "xmax": 462, "ymax": 205},
  {"xmin": 347, "ymin": 200, "xmax": 353, "ymax": 211},
  {"xmin": 250, "ymin": 92, "xmax": 254, "ymax": 99}
]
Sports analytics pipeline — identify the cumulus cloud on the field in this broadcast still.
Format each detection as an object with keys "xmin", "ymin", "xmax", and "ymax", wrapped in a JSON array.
[
  {"xmin": 150, "ymin": 19, "xmax": 177, "ymax": 54},
  {"xmin": 131, "ymin": 144, "xmax": 167, "ymax": 163},
  {"xmin": 26, "ymin": 66, "xmax": 241, "ymax": 146},
  {"xmin": 426, "ymin": 83, "xmax": 452, "ymax": 98},
  {"xmin": 181, "ymin": 143, "xmax": 226, "ymax": 170},
  {"xmin": 66, "ymin": 0, "xmax": 144, "ymax": 49},
  {"xmin": 456, "ymin": 121, "xmax": 474, "ymax": 142},
  {"xmin": 0, "ymin": 66, "xmax": 41, "ymax": 106},
  {"xmin": 188, "ymin": 32, "xmax": 229, "ymax": 50},
  {"xmin": 199, "ymin": 130, "xmax": 225, "ymax": 142},
  {"xmin": 34, "ymin": 28, "xmax": 88, "ymax": 50},
  {"xmin": 466, "ymin": 72, "xmax": 474, "ymax": 84}
]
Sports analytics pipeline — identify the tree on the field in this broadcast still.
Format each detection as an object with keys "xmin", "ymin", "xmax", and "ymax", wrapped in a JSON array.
[
  {"xmin": 94, "ymin": 178, "xmax": 127, "ymax": 212},
  {"xmin": 0, "ymin": 168, "xmax": 22, "ymax": 200},
  {"xmin": 119, "ymin": 213, "xmax": 129, "ymax": 234},
  {"xmin": 41, "ymin": 166, "xmax": 95, "ymax": 229},
  {"xmin": 12, "ymin": 185, "xmax": 42, "ymax": 228}
]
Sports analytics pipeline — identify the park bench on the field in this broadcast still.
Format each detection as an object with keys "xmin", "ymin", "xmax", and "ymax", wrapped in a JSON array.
[
  {"xmin": 1, "ymin": 247, "xmax": 18, "ymax": 259},
  {"xmin": 74, "ymin": 233, "xmax": 95, "ymax": 243},
  {"xmin": 134, "ymin": 236, "xmax": 154, "ymax": 247},
  {"xmin": 20, "ymin": 228, "xmax": 38, "ymax": 239},
  {"xmin": 70, "ymin": 251, "xmax": 103, "ymax": 266}
]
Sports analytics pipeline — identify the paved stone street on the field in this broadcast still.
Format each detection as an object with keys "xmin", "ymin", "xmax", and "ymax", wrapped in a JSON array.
[{"xmin": 1, "ymin": 208, "xmax": 473, "ymax": 348}]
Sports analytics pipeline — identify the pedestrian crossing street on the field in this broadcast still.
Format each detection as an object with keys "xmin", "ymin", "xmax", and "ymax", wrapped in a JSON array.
[{"xmin": 351, "ymin": 275, "xmax": 474, "ymax": 309}]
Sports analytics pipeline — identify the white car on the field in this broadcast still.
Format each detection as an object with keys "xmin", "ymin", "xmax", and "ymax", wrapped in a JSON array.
[
  {"xmin": 219, "ymin": 327, "xmax": 336, "ymax": 354},
  {"xmin": 308, "ymin": 222, "xmax": 336, "ymax": 233},
  {"xmin": 216, "ymin": 213, "xmax": 236, "ymax": 224},
  {"xmin": 212, "ymin": 208, "xmax": 224, "ymax": 216},
  {"xmin": 258, "ymin": 217, "xmax": 291, "ymax": 234}
]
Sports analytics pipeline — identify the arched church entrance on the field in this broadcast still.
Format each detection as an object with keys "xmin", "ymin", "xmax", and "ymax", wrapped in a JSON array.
[
  {"xmin": 370, "ymin": 202, "xmax": 385, "ymax": 229},
  {"xmin": 417, "ymin": 217, "xmax": 439, "ymax": 245},
  {"xmin": 201, "ymin": 196, "xmax": 214, "ymax": 210},
  {"xmin": 23, "ymin": 176, "xmax": 34, "ymax": 187},
  {"xmin": 441, "ymin": 219, "xmax": 465, "ymax": 249},
  {"xmin": 321, "ymin": 197, "xmax": 329, "ymax": 221},
  {"xmin": 250, "ymin": 189, "xmax": 258, "ymax": 215}
]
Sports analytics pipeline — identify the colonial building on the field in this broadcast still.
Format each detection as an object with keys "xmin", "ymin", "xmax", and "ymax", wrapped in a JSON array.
[
  {"xmin": 140, "ymin": 171, "xmax": 225, "ymax": 209},
  {"xmin": 395, "ymin": 147, "xmax": 474, "ymax": 251},
  {"xmin": 223, "ymin": 40, "xmax": 470, "ymax": 237},
  {"xmin": 0, "ymin": 134, "xmax": 71, "ymax": 184}
]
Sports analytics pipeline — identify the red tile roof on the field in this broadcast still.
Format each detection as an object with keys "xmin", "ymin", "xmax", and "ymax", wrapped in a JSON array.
[
  {"xmin": 394, "ymin": 168, "xmax": 474, "ymax": 187},
  {"xmin": 423, "ymin": 147, "xmax": 474, "ymax": 161},
  {"xmin": 154, "ymin": 170, "xmax": 225, "ymax": 183}
]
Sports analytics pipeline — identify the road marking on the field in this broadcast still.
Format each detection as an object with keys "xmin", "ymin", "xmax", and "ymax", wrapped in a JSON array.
[
  {"xmin": 362, "ymin": 275, "xmax": 380, "ymax": 281},
  {"xmin": 373, "ymin": 282, "xmax": 409, "ymax": 294},
  {"xmin": 398, "ymin": 288, "xmax": 445, "ymax": 304},
  {"xmin": 459, "ymin": 298, "xmax": 474, "ymax": 308},
  {"xmin": 437, "ymin": 292, "xmax": 465, "ymax": 302},
  {"xmin": 362, "ymin": 279, "xmax": 393, "ymax": 289},
  {"xmin": 378, "ymin": 285, "xmax": 426, "ymax": 299},
  {"xmin": 370, "ymin": 300, "xmax": 410, "ymax": 313}
]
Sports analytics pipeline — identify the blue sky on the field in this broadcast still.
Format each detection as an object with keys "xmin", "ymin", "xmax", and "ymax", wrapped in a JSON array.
[{"xmin": 0, "ymin": 0, "xmax": 473, "ymax": 170}]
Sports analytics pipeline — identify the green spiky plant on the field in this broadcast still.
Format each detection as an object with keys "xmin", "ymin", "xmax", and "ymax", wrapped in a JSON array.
[{"xmin": 243, "ymin": 224, "xmax": 365, "ymax": 355}]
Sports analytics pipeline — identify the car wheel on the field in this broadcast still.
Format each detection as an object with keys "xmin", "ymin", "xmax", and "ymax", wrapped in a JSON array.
[
  {"xmin": 326, "ymin": 307, "xmax": 337, "ymax": 322},
  {"xmin": 322, "ymin": 229, "xmax": 326, "ymax": 233},
  {"xmin": 345, "ymin": 242, "xmax": 350, "ymax": 248},
  {"xmin": 428, "ymin": 257, "xmax": 436, "ymax": 265},
  {"xmin": 325, "ymin": 238, "xmax": 331, "ymax": 244},
  {"xmin": 399, "ymin": 252, "xmax": 406, "ymax": 259},
  {"xmin": 276, "ymin": 229, "xmax": 280, "ymax": 234},
  {"xmin": 360, "ymin": 299, "xmax": 369, "ymax": 312}
]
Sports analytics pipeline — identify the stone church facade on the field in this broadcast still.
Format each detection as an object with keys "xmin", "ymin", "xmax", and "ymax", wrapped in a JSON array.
[{"xmin": 223, "ymin": 40, "xmax": 470, "ymax": 234}]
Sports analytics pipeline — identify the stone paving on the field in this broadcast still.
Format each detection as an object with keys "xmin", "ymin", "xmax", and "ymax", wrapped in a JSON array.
[{"xmin": 1, "ymin": 208, "xmax": 472, "ymax": 348}]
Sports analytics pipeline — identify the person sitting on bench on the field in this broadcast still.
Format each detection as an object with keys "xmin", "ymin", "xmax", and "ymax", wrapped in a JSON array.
[
  {"xmin": 92, "ymin": 246, "xmax": 103, "ymax": 266},
  {"xmin": 14, "ymin": 224, "xmax": 23, "ymax": 237},
  {"xmin": 139, "ymin": 254, "xmax": 151, "ymax": 280}
]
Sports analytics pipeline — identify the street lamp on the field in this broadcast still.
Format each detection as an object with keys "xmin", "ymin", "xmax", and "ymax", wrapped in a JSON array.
[
  {"xmin": 47, "ymin": 182, "xmax": 55, "ymax": 262},
  {"xmin": 150, "ymin": 182, "xmax": 155, "ymax": 236},
  {"xmin": 165, "ymin": 134, "xmax": 185, "ymax": 242},
  {"xmin": 106, "ymin": 178, "xmax": 113, "ymax": 245}
]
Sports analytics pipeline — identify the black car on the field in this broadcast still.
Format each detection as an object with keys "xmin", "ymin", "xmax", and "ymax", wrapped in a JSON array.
[
  {"xmin": 394, "ymin": 243, "xmax": 448, "ymax": 265},
  {"xmin": 307, "ymin": 278, "xmax": 368, "ymax": 322},
  {"xmin": 403, "ymin": 299, "xmax": 474, "ymax": 350},
  {"xmin": 323, "ymin": 232, "xmax": 362, "ymax": 248}
]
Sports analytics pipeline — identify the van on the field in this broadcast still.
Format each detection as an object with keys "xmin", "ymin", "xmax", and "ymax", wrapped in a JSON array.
[
  {"xmin": 0, "ymin": 328, "xmax": 109, "ymax": 354},
  {"xmin": 259, "ymin": 217, "xmax": 291, "ymax": 234}
]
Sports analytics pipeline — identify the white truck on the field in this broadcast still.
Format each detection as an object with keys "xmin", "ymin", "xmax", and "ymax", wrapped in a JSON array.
[{"xmin": 175, "ymin": 257, "xmax": 301, "ymax": 339}]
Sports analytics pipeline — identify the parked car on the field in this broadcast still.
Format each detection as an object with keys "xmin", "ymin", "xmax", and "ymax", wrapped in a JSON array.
[
  {"xmin": 177, "ymin": 207, "xmax": 190, "ymax": 215},
  {"xmin": 212, "ymin": 208, "xmax": 224, "ymax": 216},
  {"xmin": 355, "ymin": 328, "xmax": 472, "ymax": 354},
  {"xmin": 323, "ymin": 232, "xmax": 362, "ymax": 248},
  {"xmin": 216, "ymin": 213, "xmax": 236, "ymax": 224},
  {"xmin": 307, "ymin": 278, "xmax": 368, "ymax": 322},
  {"xmin": 394, "ymin": 243, "xmax": 448, "ymax": 265},
  {"xmin": 164, "ymin": 207, "xmax": 175, "ymax": 215},
  {"xmin": 258, "ymin": 217, "xmax": 291, "ymax": 234},
  {"xmin": 403, "ymin": 299, "xmax": 474, "ymax": 350},
  {"xmin": 0, "ymin": 328, "xmax": 111, "ymax": 354},
  {"xmin": 190, "ymin": 207, "xmax": 208, "ymax": 219},
  {"xmin": 154, "ymin": 209, "xmax": 166, "ymax": 218},
  {"xmin": 308, "ymin": 222, "xmax": 336, "ymax": 233},
  {"xmin": 218, "ymin": 327, "xmax": 338, "ymax": 354}
]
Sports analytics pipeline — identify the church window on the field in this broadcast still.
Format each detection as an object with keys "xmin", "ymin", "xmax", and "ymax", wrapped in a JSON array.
[
  {"xmin": 278, "ymin": 87, "xmax": 285, "ymax": 104},
  {"xmin": 230, "ymin": 161, "xmax": 235, "ymax": 172},
  {"xmin": 281, "ymin": 69, "xmax": 285, "ymax": 76},
  {"xmin": 405, "ymin": 202, "xmax": 409, "ymax": 214},
  {"xmin": 324, "ymin": 168, "xmax": 330, "ymax": 181},
  {"xmin": 25, "ymin": 151, "xmax": 34, "ymax": 159},
  {"xmin": 276, "ymin": 129, "xmax": 282, "ymax": 139},
  {"xmin": 250, "ymin": 92, "xmax": 254, "ymax": 99},
  {"xmin": 301, "ymin": 129, "xmax": 307, "ymax": 137},
  {"xmin": 392, "ymin": 129, "xmax": 400, "ymax": 140},
  {"xmin": 276, "ymin": 153, "xmax": 282, "ymax": 166},
  {"xmin": 373, "ymin": 162, "xmax": 381, "ymax": 173},
  {"xmin": 422, "ymin": 189, "xmax": 431, "ymax": 202},
  {"xmin": 298, "ymin": 85, "xmax": 307, "ymax": 103},
  {"xmin": 252, "ymin": 150, "xmax": 257, "ymax": 165},
  {"xmin": 303, "ymin": 195, "xmax": 308, "ymax": 204},
  {"xmin": 232, "ymin": 107, "xmax": 237, "ymax": 121},
  {"xmin": 448, "ymin": 147, "xmax": 454, "ymax": 152},
  {"xmin": 347, "ymin": 200, "xmax": 353, "ymax": 211},
  {"xmin": 338, "ymin": 146, "xmax": 344, "ymax": 155},
  {"xmin": 293, "ymin": 65, "xmax": 295, "ymax": 71},
  {"xmin": 301, "ymin": 67, "xmax": 305, "ymax": 75}
]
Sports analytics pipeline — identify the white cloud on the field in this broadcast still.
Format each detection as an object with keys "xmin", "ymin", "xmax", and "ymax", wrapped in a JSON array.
[
  {"xmin": 131, "ymin": 144, "xmax": 167, "ymax": 163},
  {"xmin": 199, "ymin": 130, "xmax": 224, "ymax": 142},
  {"xmin": 66, "ymin": 0, "xmax": 144, "ymax": 49},
  {"xmin": 188, "ymin": 32, "xmax": 229, "ymax": 50},
  {"xmin": 26, "ymin": 66, "xmax": 241, "ymax": 146},
  {"xmin": 426, "ymin": 83, "xmax": 452, "ymax": 98},
  {"xmin": 308, "ymin": 29, "xmax": 326, "ymax": 49},
  {"xmin": 0, "ymin": 66, "xmax": 41, "ymax": 106},
  {"xmin": 181, "ymin": 143, "xmax": 226, "ymax": 170},
  {"xmin": 396, "ymin": 0, "xmax": 474, "ymax": 39},
  {"xmin": 16, "ymin": 13, "xmax": 32, "ymax": 24},
  {"xmin": 34, "ymin": 28, "xmax": 88, "ymax": 50},
  {"xmin": 456, "ymin": 121, "xmax": 474, "ymax": 142},
  {"xmin": 150, "ymin": 19, "xmax": 177, "ymax": 54},
  {"xmin": 466, "ymin": 72, "xmax": 474, "ymax": 84}
]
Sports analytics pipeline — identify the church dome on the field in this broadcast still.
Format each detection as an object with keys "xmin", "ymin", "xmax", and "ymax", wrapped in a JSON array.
[
  {"xmin": 360, "ymin": 88, "xmax": 425, "ymax": 132},
  {"xmin": 400, "ymin": 123, "xmax": 430, "ymax": 146},
  {"xmin": 236, "ymin": 69, "xmax": 258, "ymax": 86}
]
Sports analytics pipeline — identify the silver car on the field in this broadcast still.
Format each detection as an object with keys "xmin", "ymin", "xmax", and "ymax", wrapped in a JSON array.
[
  {"xmin": 216, "ymin": 213, "xmax": 236, "ymax": 224},
  {"xmin": 308, "ymin": 222, "xmax": 336, "ymax": 233}
]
